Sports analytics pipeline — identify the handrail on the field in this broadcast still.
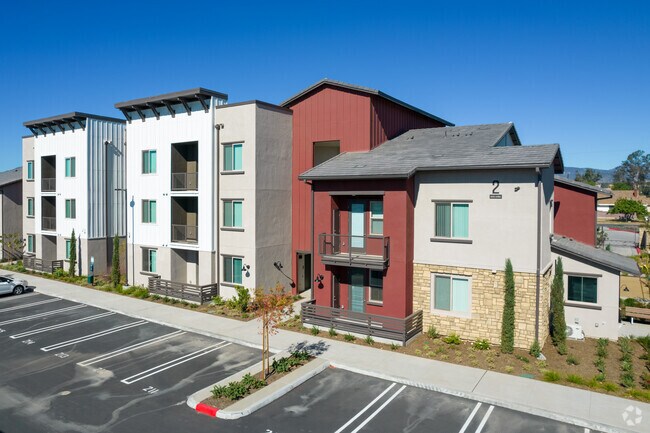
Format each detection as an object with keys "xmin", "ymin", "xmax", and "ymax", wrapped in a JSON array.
[
  {"xmin": 41, "ymin": 178, "xmax": 56, "ymax": 192},
  {"xmin": 171, "ymin": 224, "xmax": 198, "ymax": 243},
  {"xmin": 41, "ymin": 217, "xmax": 56, "ymax": 231},
  {"xmin": 171, "ymin": 172, "xmax": 198, "ymax": 191},
  {"xmin": 318, "ymin": 233, "xmax": 390, "ymax": 267}
]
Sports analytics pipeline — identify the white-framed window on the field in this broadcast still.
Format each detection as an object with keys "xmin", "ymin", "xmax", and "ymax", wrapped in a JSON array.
[
  {"xmin": 26, "ymin": 161, "xmax": 34, "ymax": 181},
  {"xmin": 27, "ymin": 234, "xmax": 35, "ymax": 253},
  {"xmin": 143, "ymin": 248, "xmax": 157, "ymax": 273},
  {"xmin": 370, "ymin": 201, "xmax": 384, "ymax": 235},
  {"xmin": 65, "ymin": 199, "xmax": 76, "ymax": 219},
  {"xmin": 27, "ymin": 197, "xmax": 34, "ymax": 217},
  {"xmin": 567, "ymin": 275, "xmax": 597, "ymax": 304},
  {"xmin": 142, "ymin": 200, "xmax": 157, "ymax": 223},
  {"xmin": 435, "ymin": 202, "xmax": 469, "ymax": 238},
  {"xmin": 368, "ymin": 270, "xmax": 383, "ymax": 304},
  {"xmin": 223, "ymin": 256, "xmax": 243, "ymax": 284},
  {"xmin": 142, "ymin": 150, "xmax": 157, "ymax": 174},
  {"xmin": 223, "ymin": 200, "xmax": 243, "ymax": 228},
  {"xmin": 431, "ymin": 274, "xmax": 471, "ymax": 316},
  {"xmin": 223, "ymin": 143, "xmax": 243, "ymax": 171},
  {"xmin": 65, "ymin": 157, "xmax": 76, "ymax": 177}
]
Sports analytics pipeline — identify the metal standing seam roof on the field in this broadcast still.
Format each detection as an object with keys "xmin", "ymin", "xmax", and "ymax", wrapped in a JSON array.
[
  {"xmin": 0, "ymin": 167, "xmax": 22, "ymax": 187},
  {"xmin": 554, "ymin": 176, "xmax": 612, "ymax": 199},
  {"xmin": 299, "ymin": 123, "xmax": 563, "ymax": 180},
  {"xmin": 23, "ymin": 112, "xmax": 125, "ymax": 136},
  {"xmin": 551, "ymin": 235, "xmax": 641, "ymax": 275},
  {"xmin": 280, "ymin": 78, "xmax": 454, "ymax": 127}
]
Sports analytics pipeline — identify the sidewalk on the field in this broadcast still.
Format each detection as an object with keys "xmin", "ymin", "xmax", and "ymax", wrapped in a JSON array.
[{"xmin": 5, "ymin": 270, "xmax": 649, "ymax": 433}]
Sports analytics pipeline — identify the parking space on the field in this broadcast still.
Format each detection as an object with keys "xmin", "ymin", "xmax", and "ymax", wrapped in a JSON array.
[{"xmin": 0, "ymin": 292, "xmax": 258, "ymax": 433}]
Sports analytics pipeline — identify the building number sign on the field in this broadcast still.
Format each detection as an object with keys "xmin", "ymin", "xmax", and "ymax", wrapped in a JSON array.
[{"xmin": 490, "ymin": 180, "xmax": 502, "ymax": 199}]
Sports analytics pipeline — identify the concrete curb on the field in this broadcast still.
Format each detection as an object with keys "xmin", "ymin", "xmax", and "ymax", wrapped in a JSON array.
[{"xmin": 186, "ymin": 353, "xmax": 329, "ymax": 420}]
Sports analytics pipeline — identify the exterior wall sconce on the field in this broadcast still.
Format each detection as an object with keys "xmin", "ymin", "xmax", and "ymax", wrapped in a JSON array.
[{"xmin": 314, "ymin": 274, "xmax": 324, "ymax": 283}]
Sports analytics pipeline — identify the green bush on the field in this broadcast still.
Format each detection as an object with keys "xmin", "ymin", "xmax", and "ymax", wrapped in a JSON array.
[
  {"xmin": 472, "ymin": 339, "xmax": 490, "ymax": 350},
  {"xmin": 550, "ymin": 258, "xmax": 567, "ymax": 353},
  {"xmin": 364, "ymin": 335, "xmax": 374, "ymax": 345},
  {"xmin": 621, "ymin": 361, "xmax": 633, "ymax": 372},
  {"xmin": 443, "ymin": 333, "xmax": 461, "ymax": 345},
  {"xmin": 596, "ymin": 339, "xmax": 609, "ymax": 358},
  {"xmin": 291, "ymin": 350, "xmax": 310, "ymax": 362},
  {"xmin": 623, "ymin": 298, "xmax": 641, "ymax": 307},
  {"xmin": 566, "ymin": 374, "xmax": 586, "ymax": 385},
  {"xmin": 310, "ymin": 326, "xmax": 320, "ymax": 336},
  {"xmin": 515, "ymin": 354, "xmax": 530, "ymax": 364},
  {"xmin": 212, "ymin": 295, "xmax": 225, "ymax": 306},
  {"xmin": 542, "ymin": 370, "xmax": 561, "ymax": 382},
  {"xmin": 621, "ymin": 372, "xmax": 636, "ymax": 388},
  {"xmin": 501, "ymin": 258, "xmax": 515, "ymax": 353},
  {"xmin": 344, "ymin": 333, "xmax": 356, "ymax": 342},
  {"xmin": 211, "ymin": 373, "xmax": 267, "ymax": 401},
  {"xmin": 426, "ymin": 325, "xmax": 439, "ymax": 339},
  {"xmin": 601, "ymin": 382, "xmax": 619, "ymax": 392},
  {"xmin": 390, "ymin": 343, "xmax": 399, "ymax": 351},
  {"xmin": 328, "ymin": 327, "xmax": 337, "ymax": 337},
  {"xmin": 595, "ymin": 373, "xmax": 606, "ymax": 382},
  {"xmin": 529, "ymin": 341, "xmax": 541, "ymax": 358},
  {"xmin": 566, "ymin": 355, "xmax": 580, "ymax": 365},
  {"xmin": 594, "ymin": 357, "xmax": 606, "ymax": 373},
  {"xmin": 53, "ymin": 268, "xmax": 67, "ymax": 279},
  {"xmin": 226, "ymin": 286, "xmax": 250, "ymax": 313}
]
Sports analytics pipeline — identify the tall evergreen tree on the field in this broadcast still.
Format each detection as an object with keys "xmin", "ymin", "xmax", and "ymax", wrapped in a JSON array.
[
  {"xmin": 68, "ymin": 229, "xmax": 76, "ymax": 277},
  {"xmin": 501, "ymin": 258, "xmax": 515, "ymax": 353},
  {"xmin": 111, "ymin": 235, "xmax": 121, "ymax": 288},
  {"xmin": 551, "ymin": 257, "xmax": 567, "ymax": 354}
]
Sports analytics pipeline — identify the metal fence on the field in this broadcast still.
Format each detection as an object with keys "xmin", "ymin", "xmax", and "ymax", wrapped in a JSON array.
[
  {"xmin": 41, "ymin": 178, "xmax": 56, "ymax": 192},
  {"xmin": 171, "ymin": 172, "xmax": 198, "ymax": 191},
  {"xmin": 171, "ymin": 224, "xmax": 198, "ymax": 243},
  {"xmin": 23, "ymin": 257, "xmax": 64, "ymax": 274},
  {"xmin": 147, "ymin": 277, "xmax": 218, "ymax": 304},
  {"xmin": 42, "ymin": 217, "xmax": 56, "ymax": 231}
]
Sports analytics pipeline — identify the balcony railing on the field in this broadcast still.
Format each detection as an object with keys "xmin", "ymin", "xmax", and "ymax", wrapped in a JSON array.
[
  {"xmin": 171, "ymin": 172, "xmax": 198, "ymax": 191},
  {"xmin": 41, "ymin": 178, "xmax": 56, "ymax": 192},
  {"xmin": 148, "ymin": 277, "xmax": 218, "ymax": 304},
  {"xmin": 301, "ymin": 301, "xmax": 422, "ymax": 345},
  {"xmin": 318, "ymin": 233, "xmax": 390, "ymax": 270},
  {"xmin": 171, "ymin": 224, "xmax": 198, "ymax": 243},
  {"xmin": 42, "ymin": 217, "xmax": 56, "ymax": 231},
  {"xmin": 24, "ymin": 257, "xmax": 64, "ymax": 274}
]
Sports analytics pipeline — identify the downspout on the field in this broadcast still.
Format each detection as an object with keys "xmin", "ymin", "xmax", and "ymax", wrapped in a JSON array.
[
  {"xmin": 213, "ymin": 99, "xmax": 222, "ymax": 287},
  {"xmin": 310, "ymin": 182, "xmax": 315, "ymax": 302},
  {"xmin": 104, "ymin": 139, "xmax": 109, "ymax": 275},
  {"xmin": 124, "ymin": 129, "xmax": 128, "ymax": 286},
  {"xmin": 535, "ymin": 167, "xmax": 542, "ymax": 344}
]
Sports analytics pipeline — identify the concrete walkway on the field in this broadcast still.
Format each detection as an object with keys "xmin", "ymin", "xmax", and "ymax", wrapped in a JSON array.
[{"xmin": 3, "ymin": 269, "xmax": 650, "ymax": 433}]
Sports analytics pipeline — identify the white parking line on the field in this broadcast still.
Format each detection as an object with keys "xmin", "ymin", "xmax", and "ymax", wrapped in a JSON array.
[
  {"xmin": 0, "ymin": 298, "xmax": 61, "ymax": 313},
  {"xmin": 334, "ymin": 383, "xmax": 397, "ymax": 433},
  {"xmin": 40, "ymin": 320, "xmax": 147, "ymax": 352},
  {"xmin": 120, "ymin": 341, "xmax": 231, "ymax": 385},
  {"xmin": 350, "ymin": 385, "xmax": 406, "ymax": 433},
  {"xmin": 78, "ymin": 330, "xmax": 186, "ymax": 366},
  {"xmin": 9, "ymin": 312, "xmax": 115, "ymax": 339},
  {"xmin": 458, "ymin": 402, "xmax": 482, "ymax": 433},
  {"xmin": 474, "ymin": 405, "xmax": 494, "ymax": 433},
  {"xmin": 0, "ymin": 305, "xmax": 86, "ymax": 325}
]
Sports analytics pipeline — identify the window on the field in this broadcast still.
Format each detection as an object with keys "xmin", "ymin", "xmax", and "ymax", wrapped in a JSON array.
[
  {"xmin": 432, "ymin": 275, "xmax": 470, "ymax": 315},
  {"xmin": 223, "ymin": 200, "xmax": 243, "ymax": 228},
  {"xmin": 27, "ymin": 235, "xmax": 35, "ymax": 253},
  {"xmin": 223, "ymin": 256, "xmax": 243, "ymax": 284},
  {"xmin": 143, "ymin": 248, "xmax": 157, "ymax": 273},
  {"xmin": 223, "ymin": 143, "xmax": 243, "ymax": 171},
  {"xmin": 65, "ymin": 199, "xmax": 76, "ymax": 219},
  {"xmin": 27, "ymin": 197, "xmax": 34, "ymax": 217},
  {"xmin": 313, "ymin": 140, "xmax": 340, "ymax": 166},
  {"xmin": 370, "ymin": 201, "xmax": 383, "ymax": 235},
  {"xmin": 567, "ymin": 276, "xmax": 597, "ymax": 303},
  {"xmin": 26, "ymin": 161, "xmax": 34, "ymax": 180},
  {"xmin": 65, "ymin": 239, "xmax": 72, "ymax": 260},
  {"xmin": 435, "ymin": 202, "xmax": 469, "ymax": 238},
  {"xmin": 369, "ymin": 270, "xmax": 383, "ymax": 303},
  {"xmin": 65, "ymin": 157, "xmax": 76, "ymax": 177},
  {"xmin": 142, "ymin": 200, "xmax": 157, "ymax": 223},
  {"xmin": 142, "ymin": 150, "xmax": 157, "ymax": 174}
]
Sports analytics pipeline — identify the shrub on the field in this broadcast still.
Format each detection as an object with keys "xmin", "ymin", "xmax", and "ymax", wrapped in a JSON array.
[
  {"xmin": 212, "ymin": 295, "xmax": 225, "ymax": 306},
  {"xmin": 111, "ymin": 235, "xmax": 120, "ymax": 288},
  {"xmin": 641, "ymin": 372, "xmax": 650, "ymax": 390},
  {"xmin": 68, "ymin": 229, "xmax": 77, "ymax": 277},
  {"xmin": 601, "ymin": 382, "xmax": 619, "ymax": 392},
  {"xmin": 227, "ymin": 286, "xmax": 251, "ymax": 313},
  {"xmin": 310, "ymin": 326, "xmax": 320, "ymax": 336},
  {"xmin": 390, "ymin": 343, "xmax": 399, "ymax": 351},
  {"xmin": 594, "ymin": 357, "xmax": 606, "ymax": 373},
  {"xmin": 443, "ymin": 333, "xmax": 461, "ymax": 345},
  {"xmin": 240, "ymin": 373, "xmax": 266, "ymax": 390},
  {"xmin": 291, "ymin": 350, "xmax": 310, "ymax": 362},
  {"xmin": 550, "ymin": 258, "xmax": 567, "ymax": 352},
  {"xmin": 595, "ymin": 373, "xmax": 606, "ymax": 382},
  {"xmin": 132, "ymin": 287, "xmax": 149, "ymax": 299},
  {"xmin": 364, "ymin": 335, "xmax": 374, "ymax": 345},
  {"xmin": 344, "ymin": 333, "xmax": 356, "ymax": 342},
  {"xmin": 504, "ymin": 365, "xmax": 514, "ymax": 374},
  {"xmin": 621, "ymin": 360, "xmax": 633, "ymax": 372},
  {"xmin": 501, "ymin": 258, "xmax": 515, "ymax": 353},
  {"xmin": 53, "ymin": 268, "xmax": 67, "ymax": 279},
  {"xmin": 426, "ymin": 325, "xmax": 439, "ymax": 339},
  {"xmin": 566, "ymin": 374, "xmax": 586, "ymax": 385},
  {"xmin": 515, "ymin": 354, "xmax": 530, "ymax": 364},
  {"xmin": 566, "ymin": 355, "xmax": 580, "ymax": 366},
  {"xmin": 620, "ymin": 372, "xmax": 636, "ymax": 388},
  {"xmin": 151, "ymin": 294, "xmax": 161, "ymax": 301},
  {"xmin": 542, "ymin": 370, "xmax": 561, "ymax": 382},
  {"xmin": 472, "ymin": 339, "xmax": 490, "ymax": 350},
  {"xmin": 328, "ymin": 327, "xmax": 337, "ymax": 337},
  {"xmin": 529, "ymin": 341, "xmax": 541, "ymax": 358}
]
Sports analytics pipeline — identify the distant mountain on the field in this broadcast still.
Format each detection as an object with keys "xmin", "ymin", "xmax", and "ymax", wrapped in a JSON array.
[{"xmin": 559, "ymin": 166, "xmax": 616, "ymax": 184}]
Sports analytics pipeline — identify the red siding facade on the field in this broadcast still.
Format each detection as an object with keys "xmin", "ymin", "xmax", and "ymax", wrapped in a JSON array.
[{"xmin": 553, "ymin": 182, "xmax": 597, "ymax": 246}]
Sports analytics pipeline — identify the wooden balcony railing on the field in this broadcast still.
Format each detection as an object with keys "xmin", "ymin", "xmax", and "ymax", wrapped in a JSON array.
[
  {"xmin": 147, "ymin": 277, "xmax": 218, "ymax": 304},
  {"xmin": 23, "ymin": 256, "xmax": 64, "ymax": 274}
]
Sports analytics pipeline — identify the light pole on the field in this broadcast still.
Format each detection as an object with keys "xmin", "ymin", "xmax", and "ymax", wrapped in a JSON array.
[{"xmin": 130, "ymin": 196, "xmax": 135, "ymax": 286}]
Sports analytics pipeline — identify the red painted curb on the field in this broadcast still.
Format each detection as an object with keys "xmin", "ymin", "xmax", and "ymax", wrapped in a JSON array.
[{"xmin": 196, "ymin": 403, "xmax": 219, "ymax": 417}]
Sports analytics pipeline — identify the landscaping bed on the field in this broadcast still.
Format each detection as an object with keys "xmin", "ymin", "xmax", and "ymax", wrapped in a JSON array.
[
  {"xmin": 281, "ymin": 315, "xmax": 650, "ymax": 403},
  {"xmin": 201, "ymin": 350, "xmax": 312, "ymax": 410}
]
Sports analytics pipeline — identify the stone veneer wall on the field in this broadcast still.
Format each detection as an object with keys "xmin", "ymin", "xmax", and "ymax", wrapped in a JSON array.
[{"xmin": 413, "ymin": 263, "xmax": 552, "ymax": 349}]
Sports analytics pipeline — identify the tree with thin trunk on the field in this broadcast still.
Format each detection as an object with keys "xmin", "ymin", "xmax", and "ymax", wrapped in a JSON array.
[
  {"xmin": 249, "ymin": 284, "xmax": 294, "ymax": 379},
  {"xmin": 68, "ymin": 230, "xmax": 77, "ymax": 277},
  {"xmin": 111, "ymin": 235, "xmax": 121, "ymax": 288},
  {"xmin": 551, "ymin": 257, "xmax": 567, "ymax": 354},
  {"xmin": 501, "ymin": 258, "xmax": 515, "ymax": 354}
]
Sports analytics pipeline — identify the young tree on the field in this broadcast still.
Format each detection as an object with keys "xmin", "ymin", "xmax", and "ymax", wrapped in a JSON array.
[
  {"xmin": 613, "ymin": 150, "xmax": 650, "ymax": 194},
  {"xmin": 111, "ymin": 235, "xmax": 121, "ymax": 288},
  {"xmin": 68, "ymin": 229, "xmax": 77, "ymax": 276},
  {"xmin": 575, "ymin": 168, "xmax": 602, "ymax": 186},
  {"xmin": 249, "ymin": 284, "xmax": 294, "ymax": 379},
  {"xmin": 501, "ymin": 259, "xmax": 515, "ymax": 354},
  {"xmin": 0, "ymin": 233, "xmax": 26, "ymax": 260},
  {"xmin": 551, "ymin": 258, "xmax": 567, "ymax": 354},
  {"xmin": 608, "ymin": 198, "xmax": 648, "ymax": 221}
]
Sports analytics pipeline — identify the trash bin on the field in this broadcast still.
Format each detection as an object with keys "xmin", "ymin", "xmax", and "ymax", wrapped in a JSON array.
[{"xmin": 87, "ymin": 275, "xmax": 94, "ymax": 285}]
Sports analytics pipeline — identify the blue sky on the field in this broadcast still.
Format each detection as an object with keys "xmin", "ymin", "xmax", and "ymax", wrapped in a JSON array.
[{"xmin": 1, "ymin": 0, "xmax": 648, "ymax": 171}]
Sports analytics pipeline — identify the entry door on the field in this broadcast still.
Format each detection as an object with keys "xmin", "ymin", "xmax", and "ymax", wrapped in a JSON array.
[
  {"xmin": 349, "ymin": 269, "xmax": 365, "ymax": 312},
  {"xmin": 332, "ymin": 209, "xmax": 341, "ymax": 254},
  {"xmin": 297, "ymin": 253, "xmax": 311, "ymax": 292},
  {"xmin": 349, "ymin": 202, "xmax": 365, "ymax": 253}
]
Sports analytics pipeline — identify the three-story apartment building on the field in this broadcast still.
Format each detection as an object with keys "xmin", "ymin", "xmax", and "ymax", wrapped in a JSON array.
[{"xmin": 22, "ymin": 112, "xmax": 126, "ymax": 274}]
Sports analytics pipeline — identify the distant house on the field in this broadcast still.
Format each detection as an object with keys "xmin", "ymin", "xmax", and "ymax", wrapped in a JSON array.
[
  {"xmin": 0, "ymin": 167, "xmax": 23, "ymax": 260},
  {"xmin": 596, "ymin": 190, "xmax": 650, "ymax": 214}
]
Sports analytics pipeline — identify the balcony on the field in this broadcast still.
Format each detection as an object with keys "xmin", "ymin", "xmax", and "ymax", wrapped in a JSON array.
[
  {"xmin": 41, "ymin": 217, "xmax": 56, "ymax": 231},
  {"xmin": 171, "ymin": 172, "xmax": 198, "ymax": 191},
  {"xmin": 171, "ymin": 141, "xmax": 198, "ymax": 191},
  {"xmin": 301, "ymin": 301, "xmax": 422, "ymax": 345},
  {"xmin": 41, "ymin": 178, "xmax": 56, "ymax": 192},
  {"xmin": 318, "ymin": 233, "xmax": 390, "ymax": 270},
  {"xmin": 41, "ymin": 155, "xmax": 56, "ymax": 192},
  {"xmin": 171, "ymin": 224, "xmax": 198, "ymax": 243},
  {"xmin": 171, "ymin": 196, "xmax": 198, "ymax": 244}
]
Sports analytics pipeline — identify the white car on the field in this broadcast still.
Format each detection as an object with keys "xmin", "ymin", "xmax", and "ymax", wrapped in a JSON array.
[{"xmin": 0, "ymin": 276, "xmax": 29, "ymax": 295}]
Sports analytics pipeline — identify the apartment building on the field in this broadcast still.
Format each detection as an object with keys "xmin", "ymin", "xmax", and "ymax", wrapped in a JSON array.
[
  {"xmin": 116, "ymin": 89, "xmax": 292, "ymax": 298},
  {"xmin": 22, "ymin": 112, "xmax": 126, "ymax": 274},
  {"xmin": 0, "ymin": 167, "xmax": 22, "ymax": 260}
]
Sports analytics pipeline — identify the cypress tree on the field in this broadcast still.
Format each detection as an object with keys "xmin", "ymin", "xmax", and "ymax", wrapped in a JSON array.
[
  {"xmin": 551, "ymin": 257, "xmax": 567, "ymax": 354},
  {"xmin": 111, "ymin": 235, "xmax": 121, "ymax": 288},
  {"xmin": 68, "ymin": 229, "xmax": 77, "ymax": 277},
  {"xmin": 501, "ymin": 258, "xmax": 515, "ymax": 353}
]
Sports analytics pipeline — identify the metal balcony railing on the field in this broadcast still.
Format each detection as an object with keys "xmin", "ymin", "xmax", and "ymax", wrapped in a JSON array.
[
  {"xmin": 171, "ymin": 172, "xmax": 198, "ymax": 191},
  {"xmin": 318, "ymin": 233, "xmax": 390, "ymax": 270},
  {"xmin": 41, "ymin": 217, "xmax": 56, "ymax": 231},
  {"xmin": 41, "ymin": 178, "xmax": 56, "ymax": 192},
  {"xmin": 171, "ymin": 224, "xmax": 198, "ymax": 243}
]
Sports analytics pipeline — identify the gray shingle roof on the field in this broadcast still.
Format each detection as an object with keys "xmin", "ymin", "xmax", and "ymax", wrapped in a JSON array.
[
  {"xmin": 551, "ymin": 235, "xmax": 640, "ymax": 275},
  {"xmin": 554, "ymin": 176, "xmax": 612, "ymax": 199},
  {"xmin": 0, "ymin": 167, "xmax": 22, "ymax": 187},
  {"xmin": 280, "ymin": 78, "xmax": 454, "ymax": 126},
  {"xmin": 299, "ymin": 123, "xmax": 563, "ymax": 180}
]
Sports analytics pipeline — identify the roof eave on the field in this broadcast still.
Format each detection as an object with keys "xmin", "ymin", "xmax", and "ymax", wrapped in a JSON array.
[{"xmin": 551, "ymin": 243, "xmax": 641, "ymax": 276}]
